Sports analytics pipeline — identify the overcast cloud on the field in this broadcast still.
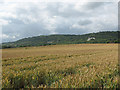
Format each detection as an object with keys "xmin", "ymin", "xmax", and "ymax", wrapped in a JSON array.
[{"xmin": 0, "ymin": 0, "xmax": 118, "ymax": 42}]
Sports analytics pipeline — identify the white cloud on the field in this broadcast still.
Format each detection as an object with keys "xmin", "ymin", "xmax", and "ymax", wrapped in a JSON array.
[
  {"xmin": 70, "ymin": 24, "xmax": 86, "ymax": 29},
  {"xmin": 0, "ymin": 1, "xmax": 118, "ymax": 42},
  {"xmin": 18, "ymin": 14, "xmax": 38, "ymax": 24},
  {"xmin": 0, "ymin": 12, "xmax": 17, "ymax": 19},
  {"xmin": 2, "ymin": 34, "xmax": 9, "ymax": 38},
  {"xmin": 0, "ymin": 19, "xmax": 11, "ymax": 25}
]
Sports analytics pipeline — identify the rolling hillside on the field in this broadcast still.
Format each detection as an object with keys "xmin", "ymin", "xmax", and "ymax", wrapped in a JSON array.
[{"xmin": 2, "ymin": 31, "xmax": 119, "ymax": 48}]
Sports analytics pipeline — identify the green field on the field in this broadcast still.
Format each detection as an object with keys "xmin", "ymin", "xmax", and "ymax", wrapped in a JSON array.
[{"xmin": 2, "ymin": 44, "xmax": 118, "ymax": 88}]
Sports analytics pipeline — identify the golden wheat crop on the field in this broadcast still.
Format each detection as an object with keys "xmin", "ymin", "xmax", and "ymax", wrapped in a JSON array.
[{"xmin": 2, "ymin": 44, "xmax": 118, "ymax": 88}]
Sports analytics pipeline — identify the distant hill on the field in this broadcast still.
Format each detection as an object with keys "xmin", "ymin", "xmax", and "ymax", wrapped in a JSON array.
[{"xmin": 1, "ymin": 31, "xmax": 119, "ymax": 49}]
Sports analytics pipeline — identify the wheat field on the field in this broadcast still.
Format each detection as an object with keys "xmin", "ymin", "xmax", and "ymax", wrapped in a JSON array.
[{"xmin": 2, "ymin": 44, "xmax": 118, "ymax": 88}]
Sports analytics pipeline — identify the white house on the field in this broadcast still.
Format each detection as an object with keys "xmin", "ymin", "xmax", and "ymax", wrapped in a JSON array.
[{"xmin": 87, "ymin": 37, "xmax": 95, "ymax": 41}]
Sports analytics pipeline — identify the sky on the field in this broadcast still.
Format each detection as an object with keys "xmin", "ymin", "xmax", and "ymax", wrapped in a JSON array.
[{"xmin": 0, "ymin": 0, "xmax": 118, "ymax": 42}]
